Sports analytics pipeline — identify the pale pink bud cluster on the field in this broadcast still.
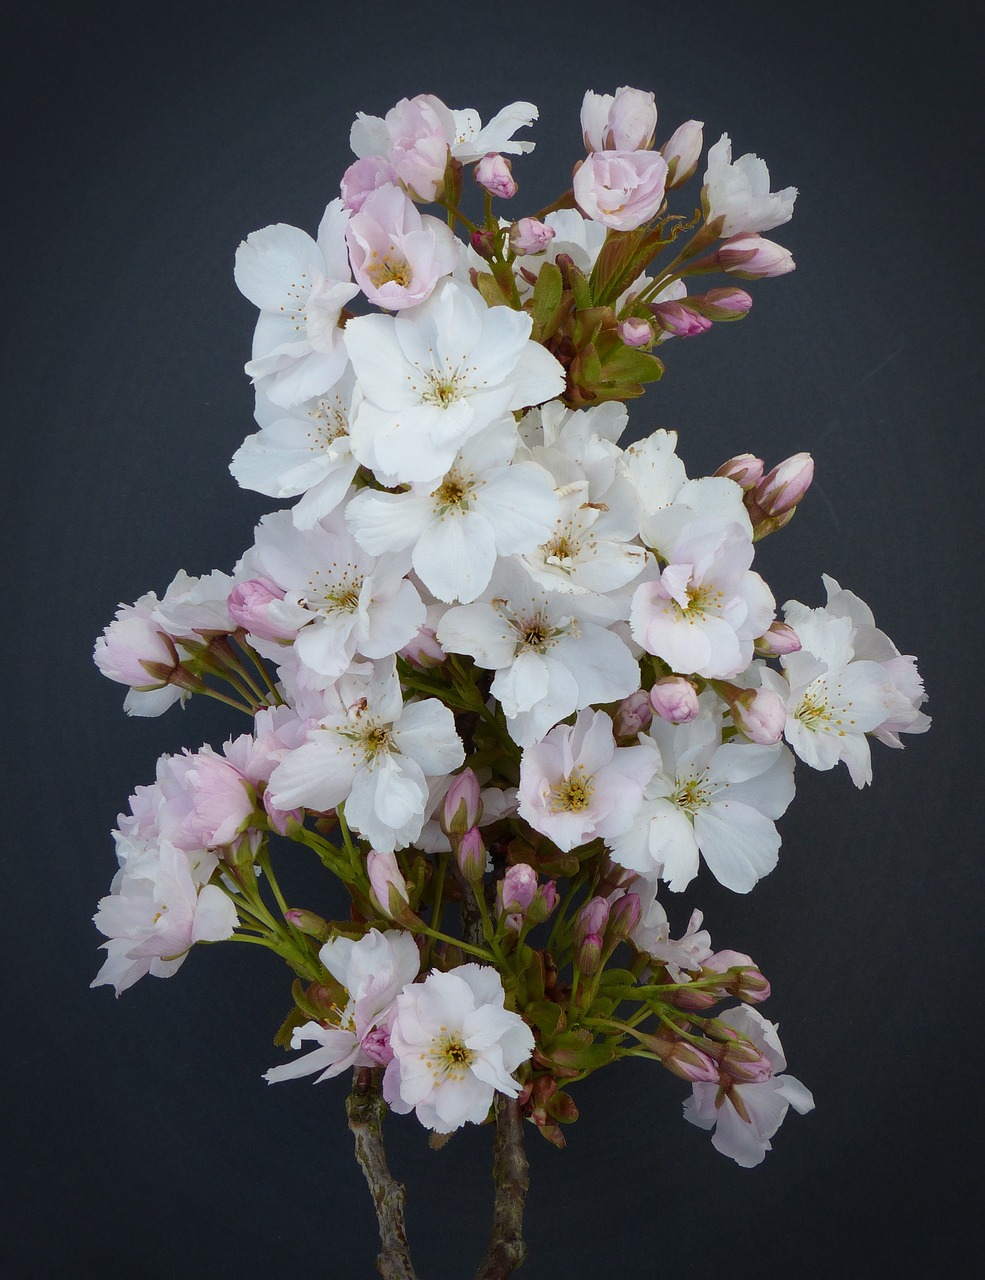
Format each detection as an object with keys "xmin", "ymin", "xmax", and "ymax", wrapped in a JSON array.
[
  {"xmin": 474, "ymin": 153, "xmax": 517, "ymax": 199},
  {"xmin": 496, "ymin": 864, "xmax": 558, "ymax": 932},
  {"xmin": 702, "ymin": 950, "xmax": 771, "ymax": 1003},
  {"xmin": 509, "ymin": 217, "xmax": 555, "ymax": 255},
  {"xmin": 650, "ymin": 676, "xmax": 700, "ymax": 724}
]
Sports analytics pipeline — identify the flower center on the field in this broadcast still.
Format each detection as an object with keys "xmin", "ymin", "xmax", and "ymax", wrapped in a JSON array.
[
  {"xmin": 432, "ymin": 469, "xmax": 472, "ymax": 512},
  {"xmin": 430, "ymin": 1031, "xmax": 475, "ymax": 1080},
  {"xmin": 361, "ymin": 723, "xmax": 395, "ymax": 758},
  {"xmin": 673, "ymin": 774, "xmax": 710, "ymax": 815},
  {"xmin": 421, "ymin": 370, "xmax": 465, "ymax": 408},
  {"xmin": 366, "ymin": 252, "xmax": 413, "ymax": 289},
  {"xmin": 795, "ymin": 688, "xmax": 831, "ymax": 730},
  {"xmin": 675, "ymin": 584, "xmax": 724, "ymax": 620},
  {"xmin": 305, "ymin": 567, "xmax": 363, "ymax": 614},
  {"xmin": 551, "ymin": 768, "xmax": 594, "ymax": 813},
  {"xmin": 279, "ymin": 273, "xmax": 310, "ymax": 331},
  {"xmin": 306, "ymin": 398, "xmax": 349, "ymax": 450}
]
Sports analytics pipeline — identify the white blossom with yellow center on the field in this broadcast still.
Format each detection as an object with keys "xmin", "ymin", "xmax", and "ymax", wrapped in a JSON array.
[{"xmin": 384, "ymin": 964, "xmax": 534, "ymax": 1134}]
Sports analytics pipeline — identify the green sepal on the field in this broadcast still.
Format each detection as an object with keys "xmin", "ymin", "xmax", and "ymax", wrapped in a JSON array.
[
  {"xmin": 598, "ymin": 968, "xmax": 638, "ymax": 989},
  {"xmin": 474, "ymin": 271, "xmax": 510, "ymax": 309},
  {"xmin": 273, "ymin": 1001, "xmax": 309, "ymax": 1049},
  {"xmin": 537, "ymin": 1027, "xmax": 616, "ymax": 1074},
  {"xmin": 524, "ymin": 999, "xmax": 563, "ymax": 1038},
  {"xmin": 598, "ymin": 344, "xmax": 665, "ymax": 386},
  {"xmin": 546, "ymin": 1089, "xmax": 579, "ymax": 1124},
  {"xmin": 529, "ymin": 261, "xmax": 565, "ymax": 342}
]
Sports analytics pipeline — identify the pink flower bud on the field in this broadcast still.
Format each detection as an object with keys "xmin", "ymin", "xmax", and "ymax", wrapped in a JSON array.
[
  {"xmin": 93, "ymin": 607, "xmax": 181, "ymax": 690},
  {"xmin": 664, "ymin": 1040, "xmax": 721, "ymax": 1083},
  {"xmin": 719, "ymin": 1038, "xmax": 774, "ymax": 1084},
  {"xmin": 457, "ymin": 826, "xmax": 487, "ymax": 883},
  {"xmin": 575, "ymin": 933, "xmax": 603, "ymax": 976},
  {"xmin": 687, "ymin": 287, "xmax": 753, "ymax": 321},
  {"xmin": 367, "ymin": 849, "xmax": 410, "ymax": 918},
  {"xmin": 754, "ymin": 620, "xmax": 802, "ymax": 658},
  {"xmin": 284, "ymin": 909, "xmax": 331, "ymax": 941},
  {"xmin": 660, "ymin": 119, "xmax": 704, "ymax": 188},
  {"xmin": 668, "ymin": 984, "xmax": 718, "ymax": 1012},
  {"xmin": 703, "ymin": 950, "xmax": 771, "ymax": 1003},
  {"xmin": 574, "ymin": 150, "xmax": 668, "ymax": 231},
  {"xmin": 607, "ymin": 892, "xmax": 642, "ymax": 942},
  {"xmin": 470, "ymin": 228, "xmax": 497, "ymax": 261},
  {"xmin": 360, "ymin": 1025, "xmax": 394, "ymax": 1067},
  {"xmin": 474, "ymin": 153, "xmax": 517, "ymax": 199},
  {"xmin": 729, "ymin": 686, "xmax": 787, "ymax": 745},
  {"xmin": 573, "ymin": 897, "xmax": 610, "ymax": 948},
  {"xmin": 618, "ymin": 317, "xmax": 654, "ymax": 347},
  {"xmin": 509, "ymin": 217, "xmax": 555, "ymax": 255},
  {"xmin": 614, "ymin": 690, "xmax": 653, "ymax": 737},
  {"xmin": 441, "ymin": 769, "xmax": 482, "ymax": 838},
  {"xmin": 398, "ymin": 625, "xmax": 447, "ymax": 669},
  {"xmin": 753, "ymin": 452, "xmax": 814, "ymax": 516},
  {"xmin": 717, "ymin": 233, "xmax": 796, "ymax": 278},
  {"xmin": 714, "ymin": 453, "xmax": 765, "ymax": 491},
  {"xmin": 650, "ymin": 676, "xmax": 700, "ymax": 724},
  {"xmin": 226, "ymin": 578, "xmax": 296, "ymax": 643},
  {"xmin": 651, "ymin": 300, "xmax": 712, "ymax": 338},
  {"xmin": 497, "ymin": 863, "xmax": 538, "ymax": 930}
]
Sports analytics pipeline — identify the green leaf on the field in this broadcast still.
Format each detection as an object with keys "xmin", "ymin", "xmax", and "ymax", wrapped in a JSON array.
[
  {"xmin": 539, "ymin": 1028, "xmax": 616, "ymax": 1072},
  {"xmin": 598, "ymin": 346, "xmax": 665, "ymax": 385}
]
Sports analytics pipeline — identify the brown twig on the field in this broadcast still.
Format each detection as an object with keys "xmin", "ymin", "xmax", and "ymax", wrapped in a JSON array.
[
  {"xmin": 474, "ymin": 1094, "xmax": 530, "ymax": 1280},
  {"xmin": 346, "ymin": 1067, "xmax": 418, "ymax": 1280}
]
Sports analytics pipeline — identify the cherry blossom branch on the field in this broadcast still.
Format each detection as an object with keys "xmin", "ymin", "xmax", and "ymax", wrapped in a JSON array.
[
  {"xmin": 474, "ymin": 1094, "xmax": 529, "ymax": 1280},
  {"xmin": 346, "ymin": 1068, "xmax": 418, "ymax": 1280}
]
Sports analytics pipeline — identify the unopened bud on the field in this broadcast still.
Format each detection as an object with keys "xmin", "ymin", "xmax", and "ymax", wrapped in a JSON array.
[
  {"xmin": 607, "ymin": 892, "xmax": 642, "ymax": 943},
  {"xmin": 714, "ymin": 453, "xmax": 764, "ymax": 492},
  {"xmin": 717, "ymin": 233, "xmax": 796, "ymax": 279},
  {"xmin": 441, "ymin": 769, "xmax": 482, "ymax": 838},
  {"xmin": 667, "ymin": 984, "xmax": 718, "ymax": 1012},
  {"xmin": 575, "ymin": 933, "xmax": 603, "ymax": 976},
  {"xmin": 367, "ymin": 849, "xmax": 411, "ymax": 919},
  {"xmin": 754, "ymin": 620, "xmax": 802, "ymax": 657},
  {"xmin": 650, "ymin": 676, "xmax": 699, "ymax": 724},
  {"xmin": 753, "ymin": 452, "xmax": 814, "ymax": 517},
  {"xmin": 703, "ymin": 950, "xmax": 771, "ymax": 1003},
  {"xmin": 497, "ymin": 863, "xmax": 538, "ymax": 916},
  {"xmin": 660, "ymin": 119, "xmax": 704, "ymax": 188},
  {"xmin": 687, "ymin": 286, "xmax": 753, "ymax": 322},
  {"xmin": 284, "ymin": 908, "xmax": 331, "ymax": 942},
  {"xmin": 651, "ymin": 300, "xmax": 711, "ymax": 337},
  {"xmin": 474, "ymin": 153, "xmax": 517, "ymax": 199},
  {"xmin": 727, "ymin": 685, "xmax": 786, "ymax": 746},
  {"xmin": 719, "ymin": 1038, "xmax": 774, "ymax": 1084},
  {"xmin": 470, "ymin": 228, "xmax": 497, "ymax": 261},
  {"xmin": 399, "ymin": 625, "xmax": 447, "ymax": 668},
  {"xmin": 573, "ymin": 896, "xmax": 610, "ymax": 947},
  {"xmin": 617, "ymin": 317, "xmax": 654, "ymax": 347},
  {"xmin": 509, "ymin": 217, "xmax": 556, "ymax": 256},
  {"xmin": 457, "ymin": 826, "xmax": 487, "ymax": 883},
  {"xmin": 613, "ymin": 689, "xmax": 653, "ymax": 737}
]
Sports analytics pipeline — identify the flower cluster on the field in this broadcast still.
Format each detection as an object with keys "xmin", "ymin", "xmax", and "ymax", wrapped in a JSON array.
[{"xmin": 93, "ymin": 85, "xmax": 928, "ymax": 1182}]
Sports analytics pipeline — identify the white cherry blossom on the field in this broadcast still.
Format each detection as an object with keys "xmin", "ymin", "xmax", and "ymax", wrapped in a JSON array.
[
  {"xmin": 252, "ymin": 509, "xmax": 425, "ymax": 680},
  {"xmin": 703, "ymin": 133, "xmax": 797, "ymax": 238},
  {"xmin": 264, "ymin": 929, "xmax": 421, "ymax": 1084},
  {"xmin": 683, "ymin": 1005, "xmax": 814, "ymax": 1167},
  {"xmin": 235, "ymin": 200, "xmax": 358, "ymax": 407},
  {"xmin": 343, "ymin": 278, "xmax": 565, "ymax": 483},
  {"xmin": 230, "ymin": 369, "xmax": 360, "ymax": 529},
  {"xmin": 383, "ymin": 964, "xmax": 534, "ymax": 1133},
  {"xmin": 436, "ymin": 562, "xmax": 640, "ymax": 747},
  {"xmin": 518, "ymin": 709, "xmax": 657, "ymax": 851},
  {"xmin": 608, "ymin": 700, "xmax": 795, "ymax": 893},
  {"xmin": 345, "ymin": 422, "xmax": 559, "ymax": 603},
  {"xmin": 267, "ymin": 659, "xmax": 464, "ymax": 852}
]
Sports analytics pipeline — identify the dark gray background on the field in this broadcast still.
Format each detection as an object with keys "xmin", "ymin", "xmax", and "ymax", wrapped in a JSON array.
[{"xmin": 4, "ymin": 2, "xmax": 982, "ymax": 1276}]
